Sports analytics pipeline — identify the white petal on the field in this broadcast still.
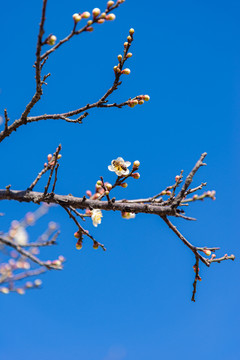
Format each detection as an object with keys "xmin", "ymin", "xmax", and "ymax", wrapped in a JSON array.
[
  {"xmin": 116, "ymin": 157, "xmax": 124, "ymax": 162},
  {"xmin": 122, "ymin": 169, "xmax": 130, "ymax": 175},
  {"xmin": 125, "ymin": 161, "xmax": 131, "ymax": 167},
  {"xmin": 108, "ymin": 165, "xmax": 115, "ymax": 172},
  {"xmin": 116, "ymin": 170, "xmax": 124, "ymax": 176}
]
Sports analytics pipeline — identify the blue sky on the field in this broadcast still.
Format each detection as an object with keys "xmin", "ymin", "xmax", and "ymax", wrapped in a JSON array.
[{"xmin": 0, "ymin": 0, "xmax": 240, "ymax": 359}]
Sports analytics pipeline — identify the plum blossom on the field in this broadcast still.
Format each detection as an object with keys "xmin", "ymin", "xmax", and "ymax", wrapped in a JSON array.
[
  {"xmin": 91, "ymin": 209, "xmax": 103, "ymax": 227},
  {"xmin": 12, "ymin": 225, "xmax": 28, "ymax": 245},
  {"xmin": 108, "ymin": 157, "xmax": 131, "ymax": 176}
]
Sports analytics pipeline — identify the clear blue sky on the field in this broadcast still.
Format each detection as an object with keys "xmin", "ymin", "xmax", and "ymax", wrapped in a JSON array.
[{"xmin": 0, "ymin": 0, "xmax": 240, "ymax": 359}]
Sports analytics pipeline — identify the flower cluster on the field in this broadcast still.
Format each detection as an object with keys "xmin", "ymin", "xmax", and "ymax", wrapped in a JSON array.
[
  {"xmin": 0, "ymin": 206, "xmax": 63, "ymax": 295},
  {"xmin": 113, "ymin": 28, "xmax": 135, "ymax": 76},
  {"xmin": 128, "ymin": 94, "xmax": 150, "ymax": 108}
]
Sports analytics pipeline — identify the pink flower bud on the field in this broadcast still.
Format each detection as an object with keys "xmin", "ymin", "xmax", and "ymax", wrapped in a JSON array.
[
  {"xmin": 193, "ymin": 194, "xmax": 198, "ymax": 200},
  {"xmin": 73, "ymin": 13, "xmax": 82, "ymax": 22},
  {"xmin": 124, "ymin": 42, "xmax": 128, "ymax": 47},
  {"xmin": 86, "ymin": 190, "xmax": 92, "ymax": 197},
  {"xmin": 106, "ymin": 13, "xmax": 116, "ymax": 20},
  {"xmin": 127, "ymin": 35, "xmax": 132, "ymax": 42},
  {"xmin": 121, "ymin": 68, "xmax": 131, "ymax": 75},
  {"xmin": 81, "ymin": 11, "xmax": 91, "ymax": 19},
  {"xmin": 74, "ymin": 231, "xmax": 81, "ymax": 238},
  {"xmin": 129, "ymin": 28, "xmax": 134, "ymax": 35},
  {"xmin": 203, "ymin": 249, "xmax": 211, "ymax": 256},
  {"xmin": 76, "ymin": 242, "xmax": 83, "ymax": 250},
  {"xmin": 105, "ymin": 190, "xmax": 110, "ymax": 195},
  {"xmin": 47, "ymin": 154, "xmax": 52, "ymax": 161},
  {"xmin": 132, "ymin": 172, "xmax": 140, "ymax": 179},
  {"xmin": 25, "ymin": 281, "xmax": 33, "ymax": 288},
  {"xmin": 126, "ymin": 52, "xmax": 132, "ymax": 58},
  {"xmin": 92, "ymin": 8, "xmax": 101, "ymax": 17},
  {"xmin": 175, "ymin": 175, "xmax": 180, "ymax": 182},
  {"xmin": 138, "ymin": 100, "xmax": 144, "ymax": 105},
  {"xmin": 166, "ymin": 190, "xmax": 171, "ymax": 196},
  {"xmin": 86, "ymin": 26, "xmax": 94, "ymax": 32},
  {"xmin": 92, "ymin": 193, "xmax": 101, "ymax": 199},
  {"xmin": 117, "ymin": 54, "xmax": 122, "ymax": 61},
  {"xmin": 143, "ymin": 95, "xmax": 150, "ymax": 101},
  {"xmin": 107, "ymin": 0, "xmax": 114, "ymax": 8},
  {"xmin": 97, "ymin": 19, "xmax": 105, "ymax": 24},
  {"xmin": 120, "ymin": 183, "xmax": 128, "ymax": 188},
  {"xmin": 16, "ymin": 288, "xmax": 25, "ymax": 295}
]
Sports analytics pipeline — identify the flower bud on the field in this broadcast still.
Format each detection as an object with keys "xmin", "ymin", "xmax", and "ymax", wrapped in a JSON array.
[
  {"xmin": 138, "ymin": 100, "xmax": 144, "ymax": 105},
  {"xmin": 47, "ymin": 154, "xmax": 52, "ymax": 161},
  {"xmin": 121, "ymin": 68, "xmax": 131, "ymax": 75},
  {"xmin": 81, "ymin": 11, "xmax": 91, "ymax": 19},
  {"xmin": 133, "ymin": 160, "xmax": 140, "ymax": 168},
  {"xmin": 92, "ymin": 193, "xmax": 101, "ymax": 199},
  {"xmin": 120, "ymin": 183, "xmax": 128, "ymax": 188},
  {"xmin": 25, "ymin": 281, "xmax": 33, "ymax": 288},
  {"xmin": 86, "ymin": 190, "xmax": 92, "ymax": 197},
  {"xmin": 47, "ymin": 35, "xmax": 57, "ymax": 45},
  {"xmin": 73, "ymin": 13, "xmax": 82, "ymax": 22},
  {"xmin": 34, "ymin": 279, "xmax": 42, "ymax": 287},
  {"xmin": 97, "ymin": 19, "xmax": 105, "ymax": 24},
  {"xmin": 16, "ymin": 288, "xmax": 25, "ymax": 295},
  {"xmin": 87, "ymin": 20, "xmax": 93, "ymax": 25},
  {"xmin": 106, "ymin": 13, "xmax": 116, "ymax": 20},
  {"xmin": 124, "ymin": 42, "xmax": 128, "ymax": 47},
  {"xmin": 105, "ymin": 190, "xmax": 110, "ymax": 195},
  {"xmin": 74, "ymin": 231, "xmax": 81, "ymax": 238},
  {"xmin": 0, "ymin": 287, "xmax": 9, "ymax": 294},
  {"xmin": 107, "ymin": 0, "xmax": 114, "ymax": 8},
  {"xmin": 143, "ymin": 95, "xmax": 150, "ymax": 101},
  {"xmin": 92, "ymin": 8, "xmax": 101, "ymax": 17},
  {"xmin": 193, "ymin": 194, "xmax": 198, "ymax": 200},
  {"xmin": 161, "ymin": 190, "xmax": 166, "ymax": 195},
  {"xmin": 118, "ymin": 54, "xmax": 122, "ymax": 61},
  {"xmin": 129, "ymin": 28, "xmax": 134, "ymax": 35},
  {"xmin": 86, "ymin": 26, "xmax": 94, "ymax": 32},
  {"xmin": 166, "ymin": 190, "xmax": 171, "ymax": 196},
  {"xmin": 175, "ymin": 175, "xmax": 180, "ymax": 182},
  {"xmin": 57, "ymin": 154, "xmax": 62, "ymax": 159},
  {"xmin": 97, "ymin": 180, "xmax": 102, "ymax": 186},
  {"xmin": 203, "ymin": 249, "xmax": 211, "ymax": 256},
  {"xmin": 126, "ymin": 52, "xmax": 132, "ymax": 58},
  {"xmin": 127, "ymin": 35, "xmax": 132, "ymax": 42},
  {"xmin": 93, "ymin": 242, "xmax": 99, "ymax": 249},
  {"xmin": 76, "ymin": 242, "xmax": 83, "ymax": 250},
  {"xmin": 132, "ymin": 172, "xmax": 140, "ymax": 179},
  {"xmin": 105, "ymin": 183, "xmax": 112, "ymax": 190}
]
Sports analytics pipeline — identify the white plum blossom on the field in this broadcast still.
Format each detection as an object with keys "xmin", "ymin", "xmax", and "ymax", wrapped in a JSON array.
[
  {"xmin": 121, "ymin": 212, "xmax": 136, "ymax": 220},
  {"xmin": 108, "ymin": 157, "xmax": 131, "ymax": 176},
  {"xmin": 91, "ymin": 209, "xmax": 103, "ymax": 227},
  {"xmin": 12, "ymin": 225, "xmax": 28, "ymax": 245}
]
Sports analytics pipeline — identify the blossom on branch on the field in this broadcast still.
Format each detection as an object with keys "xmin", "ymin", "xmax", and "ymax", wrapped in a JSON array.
[
  {"xmin": 108, "ymin": 157, "xmax": 131, "ymax": 176},
  {"xmin": 91, "ymin": 209, "xmax": 103, "ymax": 227}
]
